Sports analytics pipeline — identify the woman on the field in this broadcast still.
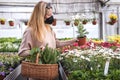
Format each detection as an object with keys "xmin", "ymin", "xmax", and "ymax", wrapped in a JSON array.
[
  {"xmin": 19, "ymin": 1, "xmax": 77, "ymax": 80},
  {"xmin": 18, "ymin": 1, "xmax": 77, "ymax": 57}
]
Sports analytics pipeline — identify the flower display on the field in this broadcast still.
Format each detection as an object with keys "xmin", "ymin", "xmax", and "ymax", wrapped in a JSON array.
[
  {"xmin": 59, "ymin": 37, "xmax": 120, "ymax": 79},
  {"xmin": 107, "ymin": 35, "xmax": 120, "ymax": 43},
  {"xmin": 0, "ymin": 53, "xmax": 22, "ymax": 77},
  {"xmin": 59, "ymin": 46, "xmax": 120, "ymax": 80},
  {"xmin": 108, "ymin": 13, "xmax": 117, "ymax": 25}
]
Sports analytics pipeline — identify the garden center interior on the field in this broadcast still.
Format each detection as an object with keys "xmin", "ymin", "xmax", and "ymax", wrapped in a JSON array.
[{"xmin": 0, "ymin": 0, "xmax": 120, "ymax": 80}]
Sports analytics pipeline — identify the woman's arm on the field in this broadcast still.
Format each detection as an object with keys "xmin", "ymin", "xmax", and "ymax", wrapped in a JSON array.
[
  {"xmin": 56, "ymin": 39, "xmax": 77, "ymax": 48},
  {"xmin": 18, "ymin": 28, "xmax": 33, "ymax": 57},
  {"xmin": 53, "ymin": 31, "xmax": 77, "ymax": 48}
]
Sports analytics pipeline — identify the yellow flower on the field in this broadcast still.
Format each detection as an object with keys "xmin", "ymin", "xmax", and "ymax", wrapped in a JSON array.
[
  {"xmin": 109, "ymin": 13, "xmax": 117, "ymax": 20},
  {"xmin": 92, "ymin": 39, "xmax": 104, "ymax": 44},
  {"xmin": 107, "ymin": 35, "xmax": 120, "ymax": 43},
  {"xmin": 0, "ymin": 18, "xmax": 5, "ymax": 21}
]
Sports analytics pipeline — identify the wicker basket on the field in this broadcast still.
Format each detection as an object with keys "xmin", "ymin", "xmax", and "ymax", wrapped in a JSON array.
[{"xmin": 21, "ymin": 61, "xmax": 58, "ymax": 80}]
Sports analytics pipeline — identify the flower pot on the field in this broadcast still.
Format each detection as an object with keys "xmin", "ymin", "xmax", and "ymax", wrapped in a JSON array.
[
  {"xmin": 92, "ymin": 20, "xmax": 97, "ymax": 25},
  {"xmin": 77, "ymin": 37, "xmax": 86, "ymax": 46},
  {"xmin": 74, "ymin": 22, "xmax": 78, "ymax": 26},
  {"xmin": 9, "ymin": 21, "xmax": 14, "ymax": 26},
  {"xmin": 0, "ymin": 21, "xmax": 5, "ymax": 25},
  {"xmin": 65, "ymin": 22, "xmax": 70, "ymax": 25},
  {"xmin": 52, "ymin": 19, "xmax": 57, "ymax": 26},
  {"xmin": 111, "ymin": 19, "xmax": 117, "ymax": 24},
  {"xmin": 107, "ymin": 20, "xmax": 117, "ymax": 25},
  {"xmin": 82, "ymin": 21, "xmax": 87, "ymax": 24}
]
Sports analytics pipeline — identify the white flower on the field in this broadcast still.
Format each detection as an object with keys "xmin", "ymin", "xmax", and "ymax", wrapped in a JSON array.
[
  {"xmin": 73, "ymin": 58, "xmax": 77, "ymax": 62},
  {"xmin": 80, "ymin": 55, "xmax": 85, "ymax": 59},
  {"xmin": 74, "ymin": 53, "xmax": 80, "ymax": 57},
  {"xmin": 59, "ymin": 57, "xmax": 63, "ymax": 60},
  {"xmin": 91, "ymin": 67, "xmax": 93, "ymax": 70},
  {"xmin": 85, "ymin": 57, "xmax": 90, "ymax": 61},
  {"xmin": 116, "ymin": 57, "xmax": 120, "ymax": 59},
  {"xmin": 97, "ymin": 64, "xmax": 101, "ymax": 68}
]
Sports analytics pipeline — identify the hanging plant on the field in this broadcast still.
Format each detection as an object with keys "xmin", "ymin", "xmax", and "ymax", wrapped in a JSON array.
[
  {"xmin": 82, "ymin": 19, "xmax": 88, "ymax": 25},
  {"xmin": 92, "ymin": 18, "xmax": 97, "ymax": 25},
  {"xmin": 8, "ymin": 20, "xmax": 14, "ymax": 26},
  {"xmin": 74, "ymin": 19, "xmax": 79, "ymax": 26},
  {"xmin": 92, "ymin": 11, "xmax": 97, "ymax": 25},
  {"xmin": 0, "ymin": 18, "xmax": 5, "ymax": 25},
  {"xmin": 107, "ymin": 13, "xmax": 117, "ymax": 25},
  {"xmin": 64, "ymin": 19, "xmax": 71, "ymax": 26}
]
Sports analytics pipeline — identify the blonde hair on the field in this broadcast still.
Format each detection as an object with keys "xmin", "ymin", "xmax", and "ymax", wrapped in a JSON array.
[{"xmin": 28, "ymin": 1, "xmax": 51, "ymax": 42}]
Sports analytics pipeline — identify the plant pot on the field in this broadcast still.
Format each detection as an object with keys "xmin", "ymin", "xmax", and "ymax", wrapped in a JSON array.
[
  {"xmin": 65, "ymin": 22, "xmax": 70, "ymax": 25},
  {"xmin": 74, "ymin": 22, "xmax": 78, "ymax": 26},
  {"xmin": 107, "ymin": 21, "xmax": 116, "ymax": 25},
  {"xmin": 52, "ymin": 19, "xmax": 57, "ymax": 26},
  {"xmin": 9, "ymin": 21, "xmax": 14, "ymax": 26},
  {"xmin": 92, "ymin": 20, "xmax": 97, "ymax": 25},
  {"xmin": 77, "ymin": 37, "xmax": 86, "ymax": 46},
  {"xmin": 82, "ymin": 21, "xmax": 87, "ymax": 25},
  {"xmin": 0, "ymin": 21, "xmax": 5, "ymax": 25},
  {"xmin": 107, "ymin": 19, "xmax": 117, "ymax": 25}
]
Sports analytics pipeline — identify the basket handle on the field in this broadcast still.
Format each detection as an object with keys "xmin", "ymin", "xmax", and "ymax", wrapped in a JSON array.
[{"xmin": 35, "ymin": 53, "xmax": 40, "ymax": 64}]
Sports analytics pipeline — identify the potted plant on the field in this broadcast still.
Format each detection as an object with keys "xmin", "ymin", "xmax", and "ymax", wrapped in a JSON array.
[
  {"xmin": 82, "ymin": 19, "xmax": 88, "ymax": 25},
  {"xmin": 107, "ymin": 13, "xmax": 117, "ymax": 25},
  {"xmin": 64, "ymin": 19, "xmax": 71, "ymax": 26},
  {"xmin": 76, "ymin": 22, "xmax": 89, "ymax": 46},
  {"xmin": 21, "ymin": 44, "xmax": 60, "ymax": 79},
  {"xmin": 8, "ymin": 19, "xmax": 14, "ymax": 26},
  {"xmin": 92, "ymin": 18, "xmax": 97, "ymax": 25},
  {"xmin": 74, "ymin": 19, "xmax": 80, "ymax": 26},
  {"xmin": 0, "ymin": 18, "xmax": 5, "ymax": 25}
]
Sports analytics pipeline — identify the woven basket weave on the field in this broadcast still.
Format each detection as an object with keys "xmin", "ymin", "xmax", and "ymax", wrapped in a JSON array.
[{"xmin": 21, "ymin": 61, "xmax": 58, "ymax": 80}]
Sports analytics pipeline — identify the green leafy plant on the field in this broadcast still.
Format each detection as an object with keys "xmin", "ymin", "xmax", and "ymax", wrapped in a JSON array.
[
  {"xmin": 26, "ymin": 44, "xmax": 60, "ymax": 64},
  {"xmin": 41, "ymin": 45, "xmax": 60, "ymax": 64},
  {"xmin": 0, "ymin": 38, "xmax": 21, "ymax": 52},
  {"xmin": 77, "ymin": 23, "xmax": 89, "ymax": 38}
]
